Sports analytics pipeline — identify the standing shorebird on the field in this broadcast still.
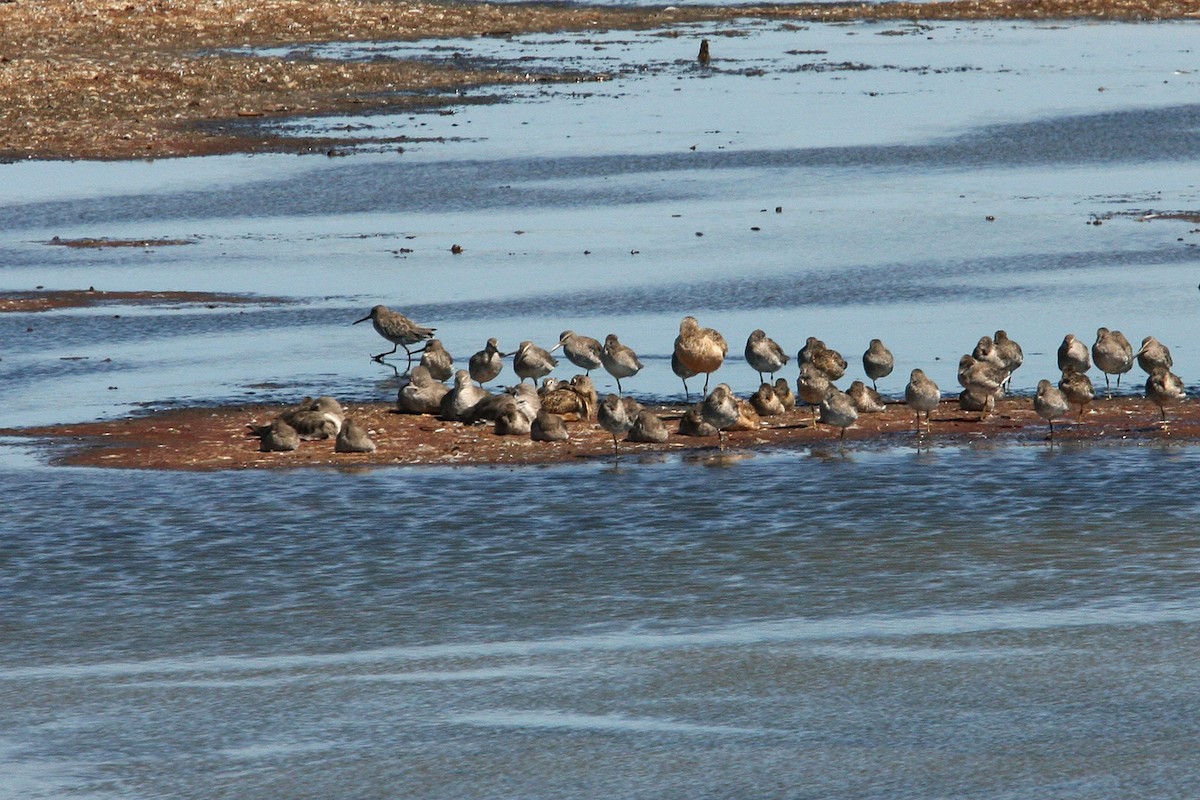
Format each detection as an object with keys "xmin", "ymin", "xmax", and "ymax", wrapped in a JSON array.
[
  {"xmin": 418, "ymin": 339, "xmax": 454, "ymax": 382},
  {"xmin": 819, "ymin": 386, "xmax": 859, "ymax": 442},
  {"xmin": 1092, "ymin": 327, "xmax": 1135, "ymax": 396},
  {"xmin": 797, "ymin": 361, "xmax": 831, "ymax": 424},
  {"xmin": 468, "ymin": 338, "xmax": 506, "ymax": 387},
  {"xmin": 552, "ymin": 331, "xmax": 603, "ymax": 375},
  {"xmin": 600, "ymin": 334, "xmax": 644, "ymax": 393},
  {"xmin": 1058, "ymin": 333, "xmax": 1091, "ymax": 373},
  {"xmin": 672, "ymin": 351, "xmax": 698, "ymax": 402},
  {"xmin": 993, "ymin": 330, "xmax": 1024, "ymax": 390},
  {"xmin": 905, "ymin": 368, "xmax": 940, "ymax": 433},
  {"xmin": 513, "ymin": 340, "xmax": 558, "ymax": 384},
  {"xmin": 971, "ymin": 335, "xmax": 1006, "ymax": 370},
  {"xmin": 701, "ymin": 383, "xmax": 740, "ymax": 449},
  {"xmin": 1135, "ymin": 336, "xmax": 1173, "ymax": 374},
  {"xmin": 1033, "ymin": 379, "xmax": 1070, "ymax": 439},
  {"xmin": 597, "ymin": 393, "xmax": 635, "ymax": 458},
  {"xmin": 745, "ymin": 329, "xmax": 789, "ymax": 383},
  {"xmin": 1146, "ymin": 366, "xmax": 1186, "ymax": 424},
  {"xmin": 1058, "ymin": 366, "xmax": 1095, "ymax": 420},
  {"xmin": 353, "ymin": 305, "xmax": 435, "ymax": 368},
  {"xmin": 674, "ymin": 316, "xmax": 728, "ymax": 394},
  {"xmin": 862, "ymin": 339, "xmax": 894, "ymax": 390}
]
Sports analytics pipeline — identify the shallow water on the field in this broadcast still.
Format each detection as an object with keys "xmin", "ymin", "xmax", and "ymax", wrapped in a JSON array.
[{"xmin": 4, "ymin": 17, "xmax": 1200, "ymax": 798}]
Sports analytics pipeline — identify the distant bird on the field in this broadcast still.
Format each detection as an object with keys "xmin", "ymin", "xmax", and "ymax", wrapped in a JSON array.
[
  {"xmin": 773, "ymin": 377, "xmax": 796, "ymax": 412},
  {"xmin": 628, "ymin": 409, "xmax": 670, "ymax": 443},
  {"xmin": 1058, "ymin": 366, "xmax": 1095, "ymax": 419},
  {"xmin": 847, "ymin": 380, "xmax": 886, "ymax": 414},
  {"xmin": 1146, "ymin": 366, "xmax": 1186, "ymax": 424},
  {"xmin": 353, "ymin": 304, "xmax": 435, "ymax": 368},
  {"xmin": 697, "ymin": 38, "xmax": 711, "ymax": 65},
  {"xmin": 250, "ymin": 418, "xmax": 299, "ymax": 452},
  {"xmin": 468, "ymin": 338, "xmax": 506, "ymax": 387},
  {"xmin": 674, "ymin": 316, "xmax": 728, "ymax": 393},
  {"xmin": 1092, "ymin": 327, "xmax": 1135, "ymax": 396},
  {"xmin": 597, "ymin": 393, "xmax": 635, "ymax": 457},
  {"xmin": 797, "ymin": 361, "xmax": 831, "ymax": 424},
  {"xmin": 678, "ymin": 404, "xmax": 719, "ymax": 437},
  {"xmin": 905, "ymin": 368, "xmax": 940, "ymax": 432},
  {"xmin": 1135, "ymin": 336, "xmax": 1173, "ymax": 374},
  {"xmin": 440, "ymin": 369, "xmax": 490, "ymax": 421},
  {"xmin": 701, "ymin": 383, "xmax": 740, "ymax": 449},
  {"xmin": 993, "ymin": 330, "xmax": 1023, "ymax": 389},
  {"xmin": 552, "ymin": 331, "xmax": 603, "ymax": 374},
  {"xmin": 600, "ymin": 334, "xmax": 644, "ymax": 393},
  {"xmin": 335, "ymin": 418, "xmax": 377, "ymax": 453},
  {"xmin": 862, "ymin": 338, "xmax": 894, "ymax": 390},
  {"xmin": 819, "ymin": 386, "xmax": 859, "ymax": 442},
  {"xmin": 396, "ymin": 365, "xmax": 449, "ymax": 414},
  {"xmin": 1057, "ymin": 333, "xmax": 1091, "ymax": 373},
  {"xmin": 418, "ymin": 339, "xmax": 454, "ymax": 382},
  {"xmin": 513, "ymin": 340, "xmax": 558, "ymax": 384},
  {"xmin": 745, "ymin": 329, "xmax": 789, "ymax": 383},
  {"xmin": 531, "ymin": 409, "xmax": 570, "ymax": 442},
  {"xmin": 672, "ymin": 351, "xmax": 699, "ymax": 402},
  {"xmin": 1033, "ymin": 379, "xmax": 1070, "ymax": 438},
  {"xmin": 749, "ymin": 382, "xmax": 785, "ymax": 417}
]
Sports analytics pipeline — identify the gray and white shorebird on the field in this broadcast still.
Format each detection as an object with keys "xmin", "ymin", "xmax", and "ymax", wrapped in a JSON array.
[
  {"xmin": 993, "ymin": 330, "xmax": 1024, "ymax": 389},
  {"xmin": 745, "ymin": 329, "xmax": 789, "ymax": 383},
  {"xmin": 1092, "ymin": 327, "xmax": 1135, "ymax": 396},
  {"xmin": 1057, "ymin": 333, "xmax": 1091, "ymax": 373},
  {"xmin": 353, "ymin": 304, "xmax": 435, "ymax": 368},
  {"xmin": 600, "ymin": 334, "xmax": 644, "ymax": 393},
  {"xmin": 335, "ymin": 418, "xmax": 377, "ymax": 453},
  {"xmin": 418, "ymin": 339, "xmax": 454, "ymax": 382},
  {"xmin": 1058, "ymin": 366, "xmax": 1095, "ymax": 420},
  {"xmin": 512, "ymin": 340, "xmax": 558, "ymax": 384},
  {"xmin": 1146, "ymin": 366, "xmax": 1186, "ymax": 424},
  {"xmin": 819, "ymin": 386, "xmax": 859, "ymax": 441},
  {"xmin": 749, "ymin": 382, "xmax": 785, "ymax": 417},
  {"xmin": 551, "ymin": 331, "xmax": 604, "ymax": 375},
  {"xmin": 250, "ymin": 418, "xmax": 300, "ymax": 452},
  {"xmin": 862, "ymin": 338, "xmax": 894, "ymax": 390},
  {"xmin": 1033, "ymin": 378, "xmax": 1070, "ymax": 438},
  {"xmin": 597, "ymin": 393, "xmax": 636, "ymax": 457},
  {"xmin": 847, "ymin": 380, "xmax": 886, "ymax": 414},
  {"xmin": 397, "ymin": 365, "xmax": 450, "ymax": 414},
  {"xmin": 1135, "ymin": 336, "xmax": 1173, "ymax": 375},
  {"xmin": 957, "ymin": 354, "xmax": 1007, "ymax": 419},
  {"xmin": 628, "ymin": 409, "xmax": 670, "ymax": 443},
  {"xmin": 440, "ymin": 369, "xmax": 490, "ymax": 422},
  {"xmin": 531, "ymin": 409, "xmax": 570, "ymax": 442},
  {"xmin": 701, "ymin": 383, "xmax": 741, "ymax": 449},
  {"xmin": 797, "ymin": 361, "xmax": 832, "ymax": 424},
  {"xmin": 672, "ymin": 351, "xmax": 699, "ymax": 402},
  {"xmin": 905, "ymin": 368, "xmax": 940, "ymax": 432},
  {"xmin": 468, "ymin": 338, "xmax": 506, "ymax": 387},
  {"xmin": 971, "ymin": 335, "xmax": 1006, "ymax": 370},
  {"xmin": 675, "ymin": 316, "xmax": 728, "ymax": 394}
]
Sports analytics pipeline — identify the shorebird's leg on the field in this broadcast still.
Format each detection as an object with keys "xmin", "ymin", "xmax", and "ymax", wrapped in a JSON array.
[
  {"xmin": 682, "ymin": 379, "xmax": 690, "ymax": 403},
  {"xmin": 872, "ymin": 379, "xmax": 878, "ymax": 391},
  {"xmin": 717, "ymin": 429, "xmax": 725, "ymax": 451},
  {"xmin": 373, "ymin": 342, "xmax": 400, "ymax": 362},
  {"xmin": 703, "ymin": 374, "xmax": 711, "ymax": 394},
  {"xmin": 616, "ymin": 378, "xmax": 623, "ymax": 393},
  {"xmin": 611, "ymin": 433, "xmax": 620, "ymax": 459}
]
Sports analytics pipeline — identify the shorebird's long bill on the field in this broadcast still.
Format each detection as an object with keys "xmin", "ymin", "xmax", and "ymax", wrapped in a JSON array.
[
  {"xmin": 352, "ymin": 315, "xmax": 370, "ymax": 325},
  {"xmin": 549, "ymin": 342, "xmax": 563, "ymax": 353}
]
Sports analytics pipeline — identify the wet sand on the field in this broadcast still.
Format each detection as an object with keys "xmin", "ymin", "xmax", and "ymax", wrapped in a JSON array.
[
  {"xmin": 0, "ymin": 288, "xmax": 282, "ymax": 313},
  {"xmin": 4, "ymin": 395, "xmax": 1193, "ymax": 470},
  {"xmin": 4, "ymin": 0, "xmax": 1199, "ymax": 161}
]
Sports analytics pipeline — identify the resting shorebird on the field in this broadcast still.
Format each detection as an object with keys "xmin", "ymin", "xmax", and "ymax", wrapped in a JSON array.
[
  {"xmin": 335, "ymin": 418, "xmax": 376, "ymax": 453},
  {"xmin": 847, "ymin": 380, "xmax": 886, "ymax": 414},
  {"xmin": 600, "ymin": 334, "xmax": 644, "ymax": 393},
  {"xmin": 552, "ymin": 331, "xmax": 603, "ymax": 375},
  {"xmin": 745, "ymin": 329, "xmax": 789, "ymax": 383},
  {"xmin": 396, "ymin": 365, "xmax": 449, "ymax": 414},
  {"xmin": 250, "ymin": 418, "xmax": 300, "ymax": 452},
  {"xmin": 799, "ymin": 337, "xmax": 847, "ymax": 381},
  {"xmin": 628, "ymin": 409, "xmax": 670, "ymax": 443},
  {"xmin": 674, "ymin": 316, "xmax": 728, "ymax": 394},
  {"xmin": 1135, "ymin": 336, "xmax": 1173, "ymax": 375},
  {"xmin": 905, "ymin": 368, "xmax": 940, "ymax": 432},
  {"xmin": 797, "ymin": 362, "xmax": 831, "ymax": 424},
  {"xmin": 468, "ymin": 338, "xmax": 506, "ymax": 387},
  {"xmin": 1057, "ymin": 333, "xmax": 1091, "ymax": 373},
  {"xmin": 773, "ymin": 377, "xmax": 796, "ymax": 412},
  {"xmin": 418, "ymin": 339, "xmax": 454, "ymax": 382},
  {"xmin": 1058, "ymin": 366, "xmax": 1094, "ymax": 419},
  {"xmin": 353, "ymin": 305, "xmax": 435, "ymax": 369},
  {"xmin": 440, "ymin": 370, "xmax": 489, "ymax": 422},
  {"xmin": 672, "ymin": 351, "xmax": 698, "ymax": 402},
  {"xmin": 531, "ymin": 409, "xmax": 570, "ymax": 442},
  {"xmin": 862, "ymin": 338, "xmax": 894, "ymax": 390},
  {"xmin": 1092, "ymin": 327, "xmax": 1134, "ymax": 396},
  {"xmin": 597, "ymin": 393, "xmax": 635, "ymax": 458},
  {"xmin": 701, "ymin": 383, "xmax": 740, "ymax": 449},
  {"xmin": 1146, "ymin": 366, "xmax": 1186, "ymax": 424},
  {"xmin": 1033, "ymin": 379, "xmax": 1070, "ymax": 439},
  {"xmin": 513, "ymin": 340, "xmax": 558, "ymax": 384},
  {"xmin": 993, "ymin": 330, "xmax": 1023, "ymax": 390},
  {"xmin": 750, "ymin": 382, "xmax": 784, "ymax": 417},
  {"xmin": 818, "ymin": 386, "xmax": 858, "ymax": 442}
]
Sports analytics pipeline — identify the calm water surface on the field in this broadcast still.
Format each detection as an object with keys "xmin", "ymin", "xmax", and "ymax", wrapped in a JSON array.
[{"xmin": 3, "ymin": 16, "xmax": 1200, "ymax": 799}]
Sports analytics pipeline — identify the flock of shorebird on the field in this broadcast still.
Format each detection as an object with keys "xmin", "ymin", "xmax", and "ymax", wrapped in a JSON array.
[{"xmin": 249, "ymin": 303, "xmax": 1186, "ymax": 455}]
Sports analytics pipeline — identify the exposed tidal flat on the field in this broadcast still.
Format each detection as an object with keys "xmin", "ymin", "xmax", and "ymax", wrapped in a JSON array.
[{"xmin": 3, "ymin": 3, "xmax": 1200, "ymax": 797}]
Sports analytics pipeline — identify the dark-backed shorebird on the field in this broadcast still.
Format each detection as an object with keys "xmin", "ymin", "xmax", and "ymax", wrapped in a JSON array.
[{"xmin": 353, "ymin": 305, "xmax": 435, "ymax": 369}]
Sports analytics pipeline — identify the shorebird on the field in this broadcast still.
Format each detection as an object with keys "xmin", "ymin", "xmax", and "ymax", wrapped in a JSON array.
[
  {"xmin": 279, "ymin": 402, "xmax": 341, "ymax": 440},
  {"xmin": 540, "ymin": 379, "xmax": 587, "ymax": 420},
  {"xmin": 799, "ymin": 337, "xmax": 847, "ymax": 381},
  {"xmin": 697, "ymin": 38, "xmax": 711, "ymax": 65},
  {"xmin": 1146, "ymin": 366, "xmax": 1186, "ymax": 424},
  {"xmin": 1092, "ymin": 327, "xmax": 1135, "ymax": 396},
  {"xmin": 418, "ymin": 339, "xmax": 454, "ymax": 382},
  {"xmin": 773, "ymin": 377, "xmax": 796, "ymax": 412},
  {"xmin": 797, "ymin": 361, "xmax": 831, "ymax": 424},
  {"xmin": 958, "ymin": 387, "xmax": 994, "ymax": 418},
  {"xmin": 495, "ymin": 406, "xmax": 532, "ymax": 436},
  {"xmin": 750, "ymin": 382, "xmax": 784, "ymax": 417},
  {"xmin": 672, "ymin": 351, "xmax": 698, "ymax": 402},
  {"xmin": 1033, "ymin": 379, "xmax": 1070, "ymax": 438},
  {"xmin": 353, "ymin": 304, "xmax": 435, "ymax": 368},
  {"xmin": 957, "ymin": 355, "xmax": 1007, "ymax": 418},
  {"xmin": 1135, "ymin": 336, "xmax": 1173, "ymax": 374},
  {"xmin": 396, "ymin": 365, "xmax": 450, "ymax": 414},
  {"xmin": 597, "ymin": 393, "xmax": 635, "ymax": 457},
  {"xmin": 513, "ymin": 340, "xmax": 558, "ymax": 384},
  {"xmin": 600, "ymin": 334, "xmax": 644, "ymax": 393},
  {"xmin": 1057, "ymin": 333, "xmax": 1091, "ymax": 373},
  {"xmin": 819, "ymin": 386, "xmax": 859, "ymax": 442},
  {"xmin": 674, "ymin": 316, "xmax": 728, "ymax": 393},
  {"xmin": 862, "ymin": 338, "xmax": 894, "ymax": 390},
  {"xmin": 993, "ymin": 330, "xmax": 1023, "ymax": 389},
  {"xmin": 468, "ymin": 338, "xmax": 506, "ymax": 387},
  {"xmin": 971, "ymin": 335, "xmax": 1006, "ymax": 370},
  {"xmin": 569, "ymin": 374, "xmax": 599, "ymax": 421},
  {"xmin": 628, "ymin": 409, "xmax": 670, "ymax": 443},
  {"xmin": 701, "ymin": 383, "xmax": 740, "ymax": 449},
  {"xmin": 745, "ymin": 329, "xmax": 789, "ymax": 383},
  {"xmin": 905, "ymin": 368, "xmax": 940, "ymax": 432},
  {"xmin": 1058, "ymin": 366, "xmax": 1095, "ymax": 419},
  {"xmin": 847, "ymin": 380, "xmax": 886, "ymax": 414},
  {"xmin": 531, "ymin": 409, "xmax": 570, "ymax": 441},
  {"xmin": 335, "ymin": 418, "xmax": 377, "ymax": 453},
  {"xmin": 250, "ymin": 418, "xmax": 299, "ymax": 452},
  {"xmin": 440, "ymin": 369, "xmax": 489, "ymax": 421},
  {"xmin": 552, "ymin": 331, "xmax": 603, "ymax": 375},
  {"xmin": 678, "ymin": 404, "xmax": 719, "ymax": 437}
]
